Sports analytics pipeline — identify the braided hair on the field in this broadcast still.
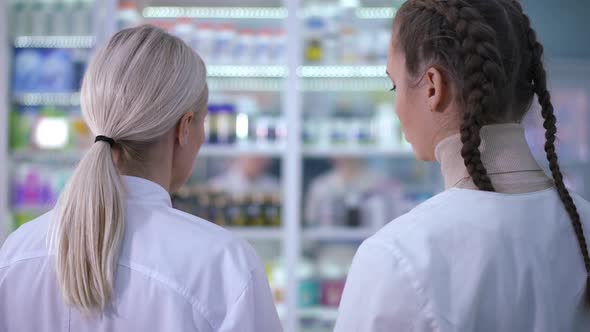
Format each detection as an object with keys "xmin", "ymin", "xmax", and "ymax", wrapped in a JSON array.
[
  {"xmin": 511, "ymin": 0, "xmax": 590, "ymax": 302},
  {"xmin": 395, "ymin": 0, "xmax": 590, "ymax": 303}
]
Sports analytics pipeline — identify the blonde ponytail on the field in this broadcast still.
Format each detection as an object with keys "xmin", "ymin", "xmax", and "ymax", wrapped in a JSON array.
[
  {"xmin": 50, "ymin": 25, "xmax": 208, "ymax": 312},
  {"xmin": 53, "ymin": 142, "xmax": 125, "ymax": 311}
]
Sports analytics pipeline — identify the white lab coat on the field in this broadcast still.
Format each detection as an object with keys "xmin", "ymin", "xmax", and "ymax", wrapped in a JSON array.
[
  {"xmin": 0, "ymin": 176, "xmax": 282, "ymax": 332},
  {"xmin": 335, "ymin": 188, "xmax": 590, "ymax": 332}
]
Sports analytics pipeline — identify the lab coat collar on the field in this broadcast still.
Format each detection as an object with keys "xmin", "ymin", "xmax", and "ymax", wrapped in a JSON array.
[
  {"xmin": 123, "ymin": 176, "xmax": 172, "ymax": 207},
  {"xmin": 435, "ymin": 123, "xmax": 543, "ymax": 189}
]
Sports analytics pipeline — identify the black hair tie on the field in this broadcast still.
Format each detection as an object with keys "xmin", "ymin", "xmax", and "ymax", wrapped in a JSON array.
[{"xmin": 95, "ymin": 135, "xmax": 115, "ymax": 147}]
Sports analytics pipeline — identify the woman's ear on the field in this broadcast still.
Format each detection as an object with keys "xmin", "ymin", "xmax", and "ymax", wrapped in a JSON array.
[
  {"xmin": 425, "ymin": 66, "xmax": 451, "ymax": 113},
  {"xmin": 176, "ymin": 112, "xmax": 194, "ymax": 146}
]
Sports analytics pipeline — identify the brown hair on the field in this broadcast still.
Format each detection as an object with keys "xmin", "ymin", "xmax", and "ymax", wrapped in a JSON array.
[{"xmin": 394, "ymin": 0, "xmax": 590, "ymax": 302}]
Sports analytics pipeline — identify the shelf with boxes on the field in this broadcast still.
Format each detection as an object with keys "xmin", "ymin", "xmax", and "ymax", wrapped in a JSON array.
[{"xmin": 172, "ymin": 185, "xmax": 282, "ymax": 228}]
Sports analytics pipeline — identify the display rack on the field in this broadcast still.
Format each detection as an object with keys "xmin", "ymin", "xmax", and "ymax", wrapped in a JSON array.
[
  {"xmin": 0, "ymin": 2, "xmax": 401, "ymax": 331},
  {"xmin": 10, "ymin": 3, "xmax": 590, "ymax": 332}
]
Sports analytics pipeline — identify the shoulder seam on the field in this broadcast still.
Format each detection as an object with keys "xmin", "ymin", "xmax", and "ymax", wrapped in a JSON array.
[
  {"xmin": 363, "ymin": 239, "xmax": 441, "ymax": 331},
  {"xmin": 0, "ymin": 251, "xmax": 48, "ymax": 269},
  {"xmin": 116, "ymin": 261, "xmax": 216, "ymax": 330}
]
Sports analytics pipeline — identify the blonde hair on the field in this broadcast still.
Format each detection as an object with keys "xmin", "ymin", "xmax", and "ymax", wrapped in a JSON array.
[{"xmin": 49, "ymin": 25, "xmax": 208, "ymax": 312}]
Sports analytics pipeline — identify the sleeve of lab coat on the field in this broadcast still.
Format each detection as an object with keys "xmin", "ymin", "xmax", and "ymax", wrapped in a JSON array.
[
  {"xmin": 217, "ymin": 261, "xmax": 283, "ymax": 332},
  {"xmin": 334, "ymin": 240, "xmax": 435, "ymax": 332}
]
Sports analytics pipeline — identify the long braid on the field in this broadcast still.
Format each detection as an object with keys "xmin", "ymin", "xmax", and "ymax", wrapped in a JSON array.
[
  {"xmin": 513, "ymin": 1, "xmax": 590, "ymax": 303},
  {"xmin": 411, "ymin": 0, "xmax": 505, "ymax": 191}
]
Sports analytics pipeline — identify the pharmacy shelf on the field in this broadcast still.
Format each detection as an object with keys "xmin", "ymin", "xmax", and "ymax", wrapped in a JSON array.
[
  {"xmin": 209, "ymin": 77, "xmax": 390, "ymax": 92},
  {"xmin": 298, "ymin": 307, "xmax": 340, "ymax": 321},
  {"xmin": 355, "ymin": 7, "xmax": 397, "ymax": 19},
  {"xmin": 142, "ymin": 6, "xmax": 396, "ymax": 20},
  {"xmin": 302, "ymin": 77, "xmax": 390, "ymax": 92},
  {"xmin": 10, "ymin": 146, "xmax": 283, "ymax": 163},
  {"xmin": 303, "ymin": 146, "xmax": 413, "ymax": 158},
  {"xmin": 303, "ymin": 227, "xmax": 375, "ymax": 242},
  {"xmin": 14, "ymin": 36, "xmax": 95, "ymax": 49},
  {"xmin": 228, "ymin": 227, "xmax": 283, "ymax": 241},
  {"xmin": 199, "ymin": 145, "xmax": 283, "ymax": 157},
  {"xmin": 209, "ymin": 78, "xmax": 282, "ymax": 92},
  {"xmin": 10, "ymin": 150, "xmax": 84, "ymax": 163},
  {"xmin": 143, "ymin": 6, "xmax": 287, "ymax": 19},
  {"xmin": 13, "ymin": 93, "xmax": 81, "ymax": 106},
  {"xmin": 298, "ymin": 66, "xmax": 387, "ymax": 78},
  {"xmin": 207, "ymin": 65, "xmax": 287, "ymax": 78}
]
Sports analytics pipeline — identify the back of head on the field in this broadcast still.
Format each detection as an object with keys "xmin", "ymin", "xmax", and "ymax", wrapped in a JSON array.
[
  {"xmin": 50, "ymin": 25, "xmax": 208, "ymax": 312},
  {"xmin": 394, "ymin": 0, "xmax": 590, "ymax": 305}
]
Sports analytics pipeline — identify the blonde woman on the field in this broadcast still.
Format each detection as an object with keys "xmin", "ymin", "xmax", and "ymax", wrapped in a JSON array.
[{"xmin": 0, "ymin": 25, "xmax": 282, "ymax": 332}]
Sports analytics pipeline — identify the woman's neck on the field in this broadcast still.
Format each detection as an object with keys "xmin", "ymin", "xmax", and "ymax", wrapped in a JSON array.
[{"xmin": 434, "ymin": 123, "xmax": 553, "ymax": 193}]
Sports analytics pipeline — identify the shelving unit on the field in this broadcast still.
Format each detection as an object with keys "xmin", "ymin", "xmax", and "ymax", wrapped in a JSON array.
[
  {"xmin": 229, "ymin": 226, "xmax": 284, "ymax": 240},
  {"xmin": 303, "ymin": 146, "xmax": 412, "ymax": 158},
  {"xmin": 13, "ymin": 35, "xmax": 95, "ymax": 49},
  {"xmin": 302, "ymin": 227, "xmax": 375, "ymax": 242},
  {"xmin": 12, "ymin": 92, "xmax": 82, "ymax": 106}
]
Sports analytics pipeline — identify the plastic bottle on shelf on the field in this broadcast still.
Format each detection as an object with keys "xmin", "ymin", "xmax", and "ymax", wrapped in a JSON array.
[
  {"xmin": 269, "ymin": 29, "xmax": 286, "ymax": 65},
  {"xmin": 51, "ymin": 0, "xmax": 70, "ymax": 35},
  {"xmin": 117, "ymin": 1, "xmax": 141, "ymax": 31},
  {"xmin": 304, "ymin": 17, "xmax": 325, "ymax": 63},
  {"xmin": 30, "ymin": 0, "xmax": 52, "ymax": 36},
  {"xmin": 235, "ymin": 96, "xmax": 257, "ymax": 145},
  {"xmin": 376, "ymin": 27, "xmax": 390, "ymax": 64},
  {"xmin": 217, "ymin": 104, "xmax": 237, "ymax": 144},
  {"xmin": 12, "ymin": 0, "xmax": 33, "ymax": 36},
  {"xmin": 71, "ymin": 0, "xmax": 92, "ymax": 35},
  {"xmin": 375, "ymin": 103, "xmax": 399, "ymax": 149},
  {"xmin": 270, "ymin": 259, "xmax": 287, "ymax": 318},
  {"xmin": 317, "ymin": 246, "xmax": 351, "ymax": 308},
  {"xmin": 263, "ymin": 194, "xmax": 282, "ymax": 227},
  {"xmin": 173, "ymin": 18, "xmax": 193, "ymax": 45},
  {"xmin": 211, "ymin": 24, "xmax": 236, "ymax": 65},
  {"xmin": 358, "ymin": 31, "xmax": 375, "ymax": 64},
  {"xmin": 338, "ymin": 4, "xmax": 359, "ymax": 64},
  {"xmin": 196, "ymin": 23, "xmax": 214, "ymax": 64},
  {"xmin": 298, "ymin": 257, "xmax": 320, "ymax": 308},
  {"xmin": 207, "ymin": 104, "xmax": 219, "ymax": 144},
  {"xmin": 253, "ymin": 29, "xmax": 272, "ymax": 65},
  {"xmin": 344, "ymin": 192, "xmax": 361, "ymax": 227},
  {"xmin": 233, "ymin": 29, "xmax": 254, "ymax": 65}
]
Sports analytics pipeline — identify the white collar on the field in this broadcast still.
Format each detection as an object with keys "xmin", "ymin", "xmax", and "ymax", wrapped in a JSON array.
[{"xmin": 123, "ymin": 176, "xmax": 172, "ymax": 207}]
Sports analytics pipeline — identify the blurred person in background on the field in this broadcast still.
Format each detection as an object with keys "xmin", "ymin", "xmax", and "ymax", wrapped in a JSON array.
[
  {"xmin": 209, "ymin": 156, "xmax": 280, "ymax": 195},
  {"xmin": 336, "ymin": 0, "xmax": 590, "ymax": 331},
  {"xmin": 305, "ymin": 158, "xmax": 382, "ymax": 227},
  {"xmin": 0, "ymin": 25, "xmax": 281, "ymax": 332}
]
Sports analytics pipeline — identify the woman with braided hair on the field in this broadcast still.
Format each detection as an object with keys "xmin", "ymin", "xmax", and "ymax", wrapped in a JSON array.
[{"xmin": 335, "ymin": 0, "xmax": 590, "ymax": 331}]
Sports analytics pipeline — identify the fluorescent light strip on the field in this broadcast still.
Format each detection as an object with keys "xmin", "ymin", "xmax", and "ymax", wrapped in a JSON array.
[
  {"xmin": 14, "ymin": 36, "xmax": 95, "ymax": 49},
  {"xmin": 143, "ymin": 7, "xmax": 287, "ymax": 19}
]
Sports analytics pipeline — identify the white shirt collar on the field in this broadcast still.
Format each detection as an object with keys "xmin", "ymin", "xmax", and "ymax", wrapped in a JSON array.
[{"xmin": 123, "ymin": 176, "xmax": 172, "ymax": 207}]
